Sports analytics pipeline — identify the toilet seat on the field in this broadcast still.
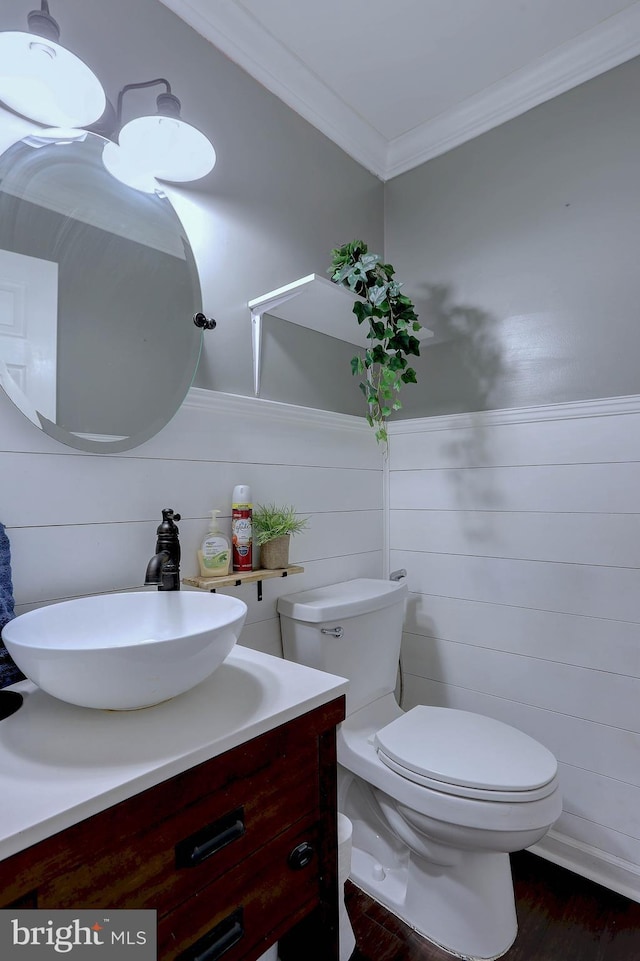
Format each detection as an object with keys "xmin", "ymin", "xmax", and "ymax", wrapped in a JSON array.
[{"xmin": 374, "ymin": 706, "xmax": 558, "ymax": 803}]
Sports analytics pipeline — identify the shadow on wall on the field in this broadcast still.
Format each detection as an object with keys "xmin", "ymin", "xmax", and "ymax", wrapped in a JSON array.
[
  {"xmin": 399, "ymin": 593, "xmax": 442, "ymax": 712},
  {"xmin": 420, "ymin": 282, "xmax": 507, "ymax": 506},
  {"xmin": 418, "ymin": 282, "xmax": 505, "ymax": 416},
  {"xmin": 394, "ymin": 285, "xmax": 511, "ymax": 698}
]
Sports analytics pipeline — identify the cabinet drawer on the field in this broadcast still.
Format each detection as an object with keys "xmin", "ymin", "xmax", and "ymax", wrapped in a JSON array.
[
  {"xmin": 159, "ymin": 820, "xmax": 320, "ymax": 961},
  {"xmin": 35, "ymin": 739, "xmax": 319, "ymax": 914}
]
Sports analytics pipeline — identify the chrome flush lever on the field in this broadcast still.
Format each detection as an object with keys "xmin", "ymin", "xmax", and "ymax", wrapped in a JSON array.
[{"xmin": 321, "ymin": 626, "xmax": 344, "ymax": 638}]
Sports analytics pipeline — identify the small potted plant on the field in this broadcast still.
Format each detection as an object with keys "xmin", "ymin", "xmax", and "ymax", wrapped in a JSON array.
[{"xmin": 253, "ymin": 503, "xmax": 309, "ymax": 570}]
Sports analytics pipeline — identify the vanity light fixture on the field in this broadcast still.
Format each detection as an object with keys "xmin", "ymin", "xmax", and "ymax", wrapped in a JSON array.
[
  {"xmin": 0, "ymin": 1, "xmax": 106, "ymax": 129},
  {"xmin": 101, "ymin": 79, "xmax": 216, "ymax": 193}
]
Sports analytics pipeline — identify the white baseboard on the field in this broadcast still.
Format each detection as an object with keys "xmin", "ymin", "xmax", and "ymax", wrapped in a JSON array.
[{"xmin": 529, "ymin": 829, "xmax": 640, "ymax": 904}]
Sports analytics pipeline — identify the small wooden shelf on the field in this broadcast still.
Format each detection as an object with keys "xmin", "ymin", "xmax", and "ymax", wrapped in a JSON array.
[{"xmin": 183, "ymin": 565, "xmax": 304, "ymax": 601}]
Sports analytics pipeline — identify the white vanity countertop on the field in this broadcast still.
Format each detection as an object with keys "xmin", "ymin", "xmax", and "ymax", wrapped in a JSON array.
[{"xmin": 0, "ymin": 646, "xmax": 348, "ymax": 862}]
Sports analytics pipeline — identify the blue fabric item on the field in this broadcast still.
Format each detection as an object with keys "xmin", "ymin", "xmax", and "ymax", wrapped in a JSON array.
[{"xmin": 0, "ymin": 522, "xmax": 24, "ymax": 688}]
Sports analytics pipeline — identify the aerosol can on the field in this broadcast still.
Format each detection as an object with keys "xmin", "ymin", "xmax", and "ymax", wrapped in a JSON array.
[{"xmin": 231, "ymin": 485, "xmax": 252, "ymax": 572}]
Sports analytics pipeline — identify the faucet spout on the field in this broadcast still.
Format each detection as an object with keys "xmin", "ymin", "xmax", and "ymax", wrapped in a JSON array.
[
  {"xmin": 145, "ymin": 509, "xmax": 181, "ymax": 591},
  {"xmin": 144, "ymin": 550, "xmax": 171, "ymax": 586}
]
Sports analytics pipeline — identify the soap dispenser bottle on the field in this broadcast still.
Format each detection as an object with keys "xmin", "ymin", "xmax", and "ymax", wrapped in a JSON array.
[{"xmin": 198, "ymin": 510, "xmax": 231, "ymax": 577}]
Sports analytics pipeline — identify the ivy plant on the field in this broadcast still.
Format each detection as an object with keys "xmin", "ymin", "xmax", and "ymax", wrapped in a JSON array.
[{"xmin": 329, "ymin": 239, "xmax": 422, "ymax": 445}]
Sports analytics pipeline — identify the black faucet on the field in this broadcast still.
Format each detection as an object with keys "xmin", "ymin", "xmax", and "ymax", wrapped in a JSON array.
[{"xmin": 145, "ymin": 508, "xmax": 182, "ymax": 591}]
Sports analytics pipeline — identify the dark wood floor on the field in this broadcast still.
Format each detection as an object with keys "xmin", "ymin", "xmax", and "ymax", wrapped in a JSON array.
[{"xmin": 345, "ymin": 851, "xmax": 640, "ymax": 961}]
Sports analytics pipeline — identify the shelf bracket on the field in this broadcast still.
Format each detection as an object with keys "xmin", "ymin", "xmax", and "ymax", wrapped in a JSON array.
[
  {"xmin": 250, "ymin": 289, "xmax": 301, "ymax": 397},
  {"xmin": 209, "ymin": 579, "xmax": 264, "ymax": 600},
  {"xmin": 251, "ymin": 310, "xmax": 263, "ymax": 397}
]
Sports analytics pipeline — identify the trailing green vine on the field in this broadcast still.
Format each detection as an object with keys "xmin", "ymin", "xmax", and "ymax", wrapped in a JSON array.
[{"xmin": 329, "ymin": 239, "xmax": 422, "ymax": 445}]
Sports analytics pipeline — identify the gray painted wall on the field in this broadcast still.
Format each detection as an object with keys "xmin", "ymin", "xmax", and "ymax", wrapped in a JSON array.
[
  {"xmin": 0, "ymin": 0, "xmax": 383, "ymax": 417},
  {"xmin": 4, "ymin": 0, "xmax": 637, "ymax": 426},
  {"xmin": 384, "ymin": 56, "xmax": 640, "ymax": 418}
]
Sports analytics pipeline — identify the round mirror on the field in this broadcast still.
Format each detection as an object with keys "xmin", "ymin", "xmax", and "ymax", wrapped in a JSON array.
[{"xmin": 0, "ymin": 130, "xmax": 203, "ymax": 452}]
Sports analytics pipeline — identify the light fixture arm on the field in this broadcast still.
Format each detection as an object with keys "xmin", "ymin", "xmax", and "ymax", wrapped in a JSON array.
[
  {"xmin": 27, "ymin": 1, "xmax": 60, "ymax": 43},
  {"xmin": 115, "ymin": 78, "xmax": 182, "ymax": 136}
]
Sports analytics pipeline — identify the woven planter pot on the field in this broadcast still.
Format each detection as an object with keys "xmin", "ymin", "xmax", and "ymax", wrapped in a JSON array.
[{"xmin": 260, "ymin": 534, "xmax": 290, "ymax": 570}]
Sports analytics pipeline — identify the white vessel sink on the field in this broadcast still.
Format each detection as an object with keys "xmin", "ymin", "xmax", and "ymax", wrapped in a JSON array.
[{"xmin": 2, "ymin": 591, "xmax": 248, "ymax": 711}]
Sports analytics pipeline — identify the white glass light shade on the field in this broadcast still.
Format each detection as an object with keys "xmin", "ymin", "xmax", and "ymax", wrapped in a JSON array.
[
  {"xmin": 24, "ymin": 127, "xmax": 88, "ymax": 145},
  {"xmin": 0, "ymin": 104, "xmax": 39, "ymax": 158},
  {"xmin": 118, "ymin": 115, "xmax": 216, "ymax": 183},
  {"xmin": 0, "ymin": 31, "xmax": 105, "ymax": 128},
  {"xmin": 101, "ymin": 140, "xmax": 162, "ymax": 194}
]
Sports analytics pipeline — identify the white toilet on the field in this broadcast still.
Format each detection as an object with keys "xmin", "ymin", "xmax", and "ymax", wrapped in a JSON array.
[{"xmin": 277, "ymin": 578, "xmax": 562, "ymax": 961}]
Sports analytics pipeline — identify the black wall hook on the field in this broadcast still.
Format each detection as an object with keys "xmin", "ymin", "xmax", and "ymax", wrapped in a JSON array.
[{"xmin": 193, "ymin": 312, "xmax": 217, "ymax": 330}]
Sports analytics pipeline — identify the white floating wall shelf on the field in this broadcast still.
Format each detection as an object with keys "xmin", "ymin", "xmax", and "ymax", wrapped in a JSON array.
[{"xmin": 248, "ymin": 273, "xmax": 433, "ymax": 396}]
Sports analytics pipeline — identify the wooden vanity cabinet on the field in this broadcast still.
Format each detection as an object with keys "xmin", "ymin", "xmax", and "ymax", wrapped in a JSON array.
[{"xmin": 0, "ymin": 696, "xmax": 345, "ymax": 961}]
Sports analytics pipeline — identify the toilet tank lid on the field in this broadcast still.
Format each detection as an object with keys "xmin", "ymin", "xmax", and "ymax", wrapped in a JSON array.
[{"xmin": 277, "ymin": 578, "xmax": 407, "ymax": 622}]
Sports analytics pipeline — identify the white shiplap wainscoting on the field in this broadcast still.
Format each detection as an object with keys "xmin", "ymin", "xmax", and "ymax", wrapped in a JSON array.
[
  {"xmin": 388, "ymin": 395, "xmax": 640, "ymax": 902},
  {"xmin": 1, "ymin": 387, "xmax": 384, "ymax": 658}
]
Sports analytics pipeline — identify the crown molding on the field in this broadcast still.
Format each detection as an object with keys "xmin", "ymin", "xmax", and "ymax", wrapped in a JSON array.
[
  {"xmin": 157, "ymin": 0, "xmax": 387, "ymax": 179},
  {"xmin": 160, "ymin": 1, "xmax": 640, "ymax": 181},
  {"xmin": 385, "ymin": 3, "xmax": 640, "ymax": 179}
]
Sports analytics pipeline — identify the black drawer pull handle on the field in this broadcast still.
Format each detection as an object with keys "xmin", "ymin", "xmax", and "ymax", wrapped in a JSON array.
[
  {"xmin": 177, "ymin": 908, "xmax": 244, "ymax": 961},
  {"xmin": 176, "ymin": 808, "xmax": 245, "ymax": 868},
  {"xmin": 288, "ymin": 841, "xmax": 315, "ymax": 871}
]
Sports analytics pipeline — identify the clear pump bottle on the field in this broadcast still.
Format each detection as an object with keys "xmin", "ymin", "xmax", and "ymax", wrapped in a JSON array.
[{"xmin": 198, "ymin": 509, "xmax": 231, "ymax": 577}]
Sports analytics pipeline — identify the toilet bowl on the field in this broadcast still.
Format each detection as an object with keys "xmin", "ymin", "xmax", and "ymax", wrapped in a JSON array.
[
  {"xmin": 278, "ymin": 579, "xmax": 562, "ymax": 961},
  {"xmin": 338, "ymin": 694, "xmax": 561, "ymax": 959}
]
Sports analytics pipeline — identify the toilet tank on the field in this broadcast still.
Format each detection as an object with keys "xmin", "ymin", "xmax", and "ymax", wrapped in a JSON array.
[{"xmin": 277, "ymin": 578, "xmax": 408, "ymax": 714}]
